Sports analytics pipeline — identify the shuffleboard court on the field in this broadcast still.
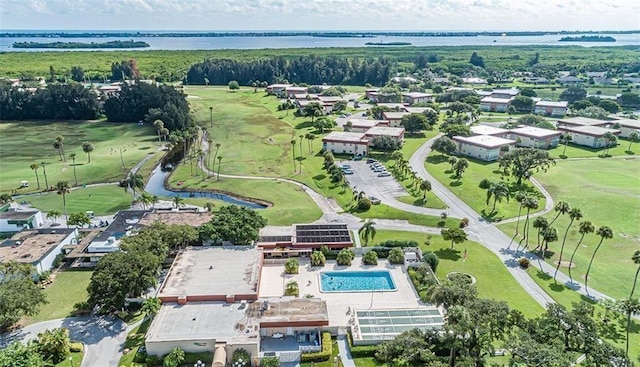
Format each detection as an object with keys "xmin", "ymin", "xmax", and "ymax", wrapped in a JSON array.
[{"xmin": 350, "ymin": 307, "xmax": 445, "ymax": 344}]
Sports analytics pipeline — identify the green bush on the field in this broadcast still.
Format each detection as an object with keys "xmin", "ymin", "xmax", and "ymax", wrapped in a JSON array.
[
  {"xmin": 301, "ymin": 332, "xmax": 332, "ymax": 362},
  {"xmin": 183, "ymin": 352, "xmax": 214, "ymax": 364},
  {"xmin": 518, "ymin": 258, "xmax": 530, "ymax": 269},
  {"xmin": 346, "ymin": 331, "xmax": 377, "ymax": 358},
  {"xmin": 336, "ymin": 248, "xmax": 355, "ymax": 266},
  {"xmin": 69, "ymin": 342, "xmax": 83, "ymax": 353},
  {"xmin": 134, "ymin": 348, "xmax": 148, "ymax": 363},
  {"xmin": 261, "ymin": 356, "xmax": 280, "ymax": 367},
  {"xmin": 363, "ymin": 250, "xmax": 378, "ymax": 265},
  {"xmin": 377, "ymin": 240, "xmax": 419, "ymax": 248},
  {"xmin": 145, "ymin": 354, "xmax": 162, "ymax": 366},
  {"xmin": 232, "ymin": 348, "xmax": 251, "ymax": 367},
  {"xmin": 38, "ymin": 270, "xmax": 51, "ymax": 282},
  {"xmin": 284, "ymin": 281, "xmax": 299, "ymax": 297},
  {"xmin": 310, "ymin": 251, "xmax": 326, "ymax": 266},
  {"xmin": 423, "ymin": 252, "xmax": 439, "ymax": 272},
  {"xmin": 371, "ymin": 248, "xmax": 389, "ymax": 258},
  {"xmin": 388, "ymin": 247, "xmax": 404, "ymax": 264},
  {"xmin": 357, "ymin": 196, "xmax": 372, "ymax": 211},
  {"xmin": 285, "ymin": 258, "xmax": 299, "ymax": 274}
]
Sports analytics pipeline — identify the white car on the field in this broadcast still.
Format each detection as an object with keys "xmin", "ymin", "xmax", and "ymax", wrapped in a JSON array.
[{"xmin": 377, "ymin": 172, "xmax": 391, "ymax": 177}]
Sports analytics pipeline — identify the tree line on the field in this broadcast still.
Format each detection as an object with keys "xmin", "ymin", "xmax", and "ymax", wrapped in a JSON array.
[
  {"xmin": 185, "ymin": 55, "xmax": 393, "ymax": 86},
  {"xmin": 0, "ymin": 84, "xmax": 99, "ymax": 120}
]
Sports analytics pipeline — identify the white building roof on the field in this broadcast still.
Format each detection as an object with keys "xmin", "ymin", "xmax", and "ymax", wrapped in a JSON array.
[
  {"xmin": 453, "ymin": 135, "xmax": 516, "ymax": 149},
  {"xmin": 476, "ymin": 90, "xmax": 493, "ymax": 96},
  {"xmin": 470, "ymin": 125, "xmax": 508, "ymax": 136},
  {"xmin": 402, "ymin": 92, "xmax": 433, "ymax": 98},
  {"xmin": 613, "ymin": 118, "xmax": 640, "ymax": 129},
  {"xmin": 558, "ymin": 125, "xmax": 620, "ymax": 137},
  {"xmin": 535, "ymin": 100, "xmax": 568, "ymax": 108},
  {"xmin": 365, "ymin": 126, "xmax": 405, "ymax": 137},
  {"xmin": 510, "ymin": 126, "xmax": 561, "ymax": 138},
  {"xmin": 377, "ymin": 103, "xmax": 407, "ymax": 110},
  {"xmin": 267, "ymin": 84, "xmax": 292, "ymax": 89},
  {"xmin": 557, "ymin": 117, "xmax": 610, "ymax": 127},
  {"xmin": 382, "ymin": 111, "xmax": 410, "ymax": 120},
  {"xmin": 286, "ymin": 86, "xmax": 308, "ymax": 92},
  {"xmin": 348, "ymin": 119, "xmax": 388, "ymax": 128},
  {"xmin": 322, "ymin": 131, "xmax": 368, "ymax": 143},
  {"xmin": 480, "ymin": 97, "xmax": 513, "ymax": 104},
  {"xmin": 491, "ymin": 88, "xmax": 520, "ymax": 96},
  {"xmin": 403, "ymin": 107, "xmax": 435, "ymax": 114}
]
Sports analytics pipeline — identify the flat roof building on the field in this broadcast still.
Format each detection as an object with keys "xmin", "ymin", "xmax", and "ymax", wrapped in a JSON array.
[
  {"xmin": 0, "ymin": 206, "xmax": 44, "ymax": 233},
  {"xmin": 321, "ymin": 132, "xmax": 369, "ymax": 156},
  {"xmin": 556, "ymin": 117, "xmax": 610, "ymax": 127},
  {"xmin": 0, "ymin": 227, "xmax": 77, "ymax": 273},
  {"xmin": 611, "ymin": 118, "xmax": 640, "ymax": 138},
  {"xmin": 258, "ymin": 223, "xmax": 353, "ymax": 255},
  {"xmin": 557, "ymin": 125, "xmax": 621, "ymax": 148},
  {"xmin": 347, "ymin": 119, "xmax": 389, "ymax": 132},
  {"xmin": 453, "ymin": 135, "xmax": 516, "ymax": 161},
  {"xmin": 507, "ymin": 126, "xmax": 562, "ymax": 149},
  {"xmin": 470, "ymin": 125, "xmax": 509, "ymax": 137},
  {"xmin": 365, "ymin": 126, "xmax": 405, "ymax": 140}
]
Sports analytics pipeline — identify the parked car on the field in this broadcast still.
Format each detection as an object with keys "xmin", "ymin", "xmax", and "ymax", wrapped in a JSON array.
[
  {"xmin": 369, "ymin": 196, "xmax": 381, "ymax": 205},
  {"xmin": 340, "ymin": 164, "xmax": 352, "ymax": 170},
  {"xmin": 353, "ymin": 156, "xmax": 363, "ymax": 161},
  {"xmin": 377, "ymin": 172, "xmax": 391, "ymax": 177},
  {"xmin": 339, "ymin": 114, "xmax": 346, "ymax": 118},
  {"xmin": 373, "ymin": 168, "xmax": 386, "ymax": 173},
  {"xmin": 366, "ymin": 158, "xmax": 377, "ymax": 164},
  {"xmin": 343, "ymin": 169, "xmax": 355, "ymax": 175}
]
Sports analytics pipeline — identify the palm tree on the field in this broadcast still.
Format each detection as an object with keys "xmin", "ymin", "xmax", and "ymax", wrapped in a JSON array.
[
  {"xmin": 172, "ymin": 196, "xmax": 185, "ymax": 208},
  {"xmin": 508, "ymin": 191, "xmax": 528, "ymax": 249},
  {"xmin": 554, "ymin": 208, "xmax": 583, "ymax": 283},
  {"xmin": 69, "ymin": 153, "xmax": 78, "ymax": 186},
  {"xmin": 358, "ymin": 221, "xmax": 377, "ymax": 247},
  {"xmin": 152, "ymin": 195, "xmax": 159, "ymax": 209},
  {"xmin": 540, "ymin": 226, "xmax": 558, "ymax": 264},
  {"xmin": 584, "ymin": 226, "xmax": 613, "ymax": 295},
  {"xmin": 206, "ymin": 138, "xmax": 213, "ymax": 173},
  {"xmin": 561, "ymin": 133, "xmax": 572, "ymax": 156},
  {"xmin": 298, "ymin": 134, "xmax": 304, "ymax": 158},
  {"xmin": 153, "ymin": 119, "xmax": 164, "ymax": 144},
  {"xmin": 290, "ymin": 139, "xmax": 297, "ymax": 172},
  {"xmin": 420, "ymin": 179, "xmax": 432, "ymax": 202},
  {"xmin": 126, "ymin": 173, "xmax": 144, "ymax": 198},
  {"xmin": 602, "ymin": 131, "xmax": 617, "ymax": 156},
  {"xmin": 212, "ymin": 143, "xmax": 221, "ymax": 175},
  {"xmin": 53, "ymin": 135, "xmax": 65, "ymax": 162},
  {"xmin": 30, "ymin": 163, "xmax": 41, "ymax": 190},
  {"xmin": 624, "ymin": 251, "xmax": 640, "ymax": 358},
  {"xmin": 40, "ymin": 162, "xmax": 49, "ymax": 189},
  {"xmin": 621, "ymin": 297, "xmax": 640, "ymax": 360},
  {"xmin": 486, "ymin": 181, "xmax": 509, "ymax": 212},
  {"xmin": 141, "ymin": 297, "xmax": 162, "ymax": 319},
  {"xmin": 549, "ymin": 200, "xmax": 571, "ymax": 226},
  {"xmin": 531, "ymin": 217, "xmax": 549, "ymax": 252},
  {"xmin": 196, "ymin": 149, "xmax": 204, "ymax": 178},
  {"xmin": 82, "ymin": 142, "xmax": 94, "ymax": 163},
  {"xmin": 627, "ymin": 131, "xmax": 639, "ymax": 152},
  {"xmin": 46, "ymin": 210, "xmax": 61, "ymax": 225},
  {"xmin": 209, "ymin": 106, "xmax": 213, "ymax": 127},
  {"xmin": 448, "ymin": 156, "xmax": 458, "ymax": 171},
  {"xmin": 216, "ymin": 156, "xmax": 223, "ymax": 181},
  {"xmin": 56, "ymin": 181, "xmax": 70, "ymax": 227},
  {"xmin": 305, "ymin": 133, "xmax": 313, "ymax": 153},
  {"xmin": 629, "ymin": 250, "xmax": 640, "ymax": 299},
  {"xmin": 140, "ymin": 192, "xmax": 153, "ymax": 210},
  {"xmin": 518, "ymin": 195, "xmax": 539, "ymax": 252},
  {"xmin": 568, "ymin": 221, "xmax": 595, "ymax": 284},
  {"xmin": 0, "ymin": 193, "xmax": 12, "ymax": 205}
]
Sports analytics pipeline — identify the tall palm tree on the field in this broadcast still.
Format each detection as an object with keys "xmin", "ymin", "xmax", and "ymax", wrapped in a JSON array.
[
  {"xmin": 196, "ymin": 149, "xmax": 204, "ymax": 178},
  {"xmin": 624, "ymin": 251, "xmax": 640, "ymax": 358},
  {"xmin": 561, "ymin": 134, "xmax": 572, "ymax": 156},
  {"xmin": 29, "ymin": 163, "xmax": 41, "ymax": 190},
  {"xmin": 568, "ymin": 221, "xmax": 595, "ymax": 284},
  {"xmin": 554, "ymin": 208, "xmax": 583, "ymax": 283},
  {"xmin": 56, "ymin": 181, "xmax": 70, "ymax": 227},
  {"xmin": 358, "ymin": 221, "xmax": 377, "ymax": 247},
  {"xmin": 172, "ymin": 196, "xmax": 185, "ymax": 208},
  {"xmin": 420, "ymin": 179, "xmax": 432, "ymax": 202},
  {"xmin": 540, "ymin": 226, "xmax": 558, "ymax": 266},
  {"xmin": 212, "ymin": 143, "xmax": 221, "ymax": 175},
  {"xmin": 448, "ymin": 156, "xmax": 458, "ymax": 171},
  {"xmin": 152, "ymin": 195, "xmax": 159, "ymax": 209},
  {"xmin": 602, "ymin": 131, "xmax": 617, "ymax": 156},
  {"xmin": 627, "ymin": 131, "xmax": 639, "ymax": 152},
  {"xmin": 40, "ymin": 161, "xmax": 49, "ymax": 189},
  {"xmin": 209, "ymin": 106, "xmax": 213, "ymax": 127},
  {"xmin": 46, "ymin": 210, "xmax": 61, "ymax": 225},
  {"xmin": 126, "ymin": 173, "xmax": 144, "ymax": 198},
  {"xmin": 153, "ymin": 119, "xmax": 164, "ymax": 144},
  {"xmin": 206, "ymin": 138, "xmax": 213, "ymax": 173},
  {"xmin": 290, "ymin": 139, "xmax": 297, "ymax": 172},
  {"xmin": 140, "ymin": 192, "xmax": 153, "ymax": 210},
  {"xmin": 82, "ymin": 142, "xmax": 94, "ymax": 163},
  {"xmin": 549, "ymin": 200, "xmax": 571, "ymax": 226},
  {"xmin": 629, "ymin": 250, "xmax": 640, "ymax": 299},
  {"xmin": 298, "ymin": 134, "xmax": 304, "ymax": 158},
  {"xmin": 621, "ymin": 297, "xmax": 640, "ymax": 360},
  {"xmin": 486, "ymin": 181, "xmax": 509, "ymax": 212},
  {"xmin": 216, "ymin": 156, "xmax": 223, "ymax": 181},
  {"xmin": 53, "ymin": 135, "xmax": 66, "ymax": 162},
  {"xmin": 584, "ymin": 226, "xmax": 614, "ymax": 294},
  {"xmin": 517, "ymin": 195, "xmax": 539, "ymax": 252},
  {"xmin": 69, "ymin": 153, "xmax": 78, "ymax": 186},
  {"xmin": 531, "ymin": 217, "xmax": 549, "ymax": 252},
  {"xmin": 508, "ymin": 191, "xmax": 528, "ymax": 249}
]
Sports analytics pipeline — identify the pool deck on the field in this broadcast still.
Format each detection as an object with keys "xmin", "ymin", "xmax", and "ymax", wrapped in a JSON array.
[{"xmin": 259, "ymin": 257, "xmax": 422, "ymax": 327}]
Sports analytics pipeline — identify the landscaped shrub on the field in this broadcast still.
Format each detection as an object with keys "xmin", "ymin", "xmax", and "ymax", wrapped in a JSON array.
[
  {"xmin": 448, "ymin": 272, "xmax": 473, "ymax": 285},
  {"xmin": 459, "ymin": 218, "xmax": 469, "ymax": 228},
  {"xmin": 145, "ymin": 354, "xmax": 162, "ymax": 366},
  {"xmin": 346, "ymin": 330, "xmax": 377, "ymax": 358},
  {"xmin": 371, "ymin": 248, "xmax": 390, "ymax": 258},
  {"xmin": 261, "ymin": 356, "xmax": 280, "ymax": 367},
  {"xmin": 72, "ymin": 301, "xmax": 91, "ymax": 316},
  {"xmin": 518, "ymin": 258, "xmax": 530, "ymax": 269},
  {"xmin": 423, "ymin": 252, "xmax": 439, "ymax": 272},
  {"xmin": 336, "ymin": 248, "xmax": 355, "ymax": 266},
  {"xmin": 69, "ymin": 342, "xmax": 83, "ymax": 353},
  {"xmin": 34, "ymin": 327, "xmax": 71, "ymax": 364},
  {"xmin": 377, "ymin": 240, "xmax": 419, "ymax": 248},
  {"xmin": 232, "ymin": 348, "xmax": 251, "ymax": 367},
  {"xmin": 134, "ymin": 348, "xmax": 148, "ymax": 363},
  {"xmin": 407, "ymin": 265, "xmax": 439, "ymax": 302},
  {"xmin": 284, "ymin": 281, "xmax": 299, "ymax": 297},
  {"xmin": 163, "ymin": 347, "xmax": 185, "ymax": 367},
  {"xmin": 284, "ymin": 258, "xmax": 299, "ymax": 274},
  {"xmin": 357, "ymin": 196, "xmax": 372, "ymax": 210},
  {"xmin": 388, "ymin": 247, "xmax": 404, "ymax": 264},
  {"xmin": 183, "ymin": 352, "xmax": 214, "ymax": 364},
  {"xmin": 300, "ymin": 332, "xmax": 332, "ymax": 362},
  {"xmin": 363, "ymin": 251, "xmax": 378, "ymax": 265},
  {"xmin": 310, "ymin": 251, "xmax": 326, "ymax": 266}
]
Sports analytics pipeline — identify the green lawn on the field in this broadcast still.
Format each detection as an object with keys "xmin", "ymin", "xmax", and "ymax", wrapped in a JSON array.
[
  {"xmin": 498, "ymin": 158, "xmax": 640, "ymax": 300},
  {"xmin": 24, "ymin": 185, "xmax": 133, "ymax": 216},
  {"xmin": 24, "ymin": 270, "xmax": 92, "ymax": 325},
  {"xmin": 425, "ymin": 153, "xmax": 546, "ymax": 221},
  {"xmin": 53, "ymin": 351, "xmax": 83, "ymax": 367},
  {"xmin": 372, "ymin": 231, "xmax": 545, "ymax": 318},
  {"xmin": 166, "ymin": 163, "xmax": 322, "ymax": 226},
  {"xmin": 549, "ymin": 140, "xmax": 637, "ymax": 159},
  {"xmin": 118, "ymin": 318, "xmax": 151, "ymax": 367},
  {"xmin": 0, "ymin": 120, "xmax": 156, "ymax": 194},
  {"xmin": 300, "ymin": 339, "xmax": 344, "ymax": 367}
]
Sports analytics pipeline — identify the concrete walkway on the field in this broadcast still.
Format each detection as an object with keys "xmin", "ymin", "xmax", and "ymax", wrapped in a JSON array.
[{"xmin": 336, "ymin": 335, "xmax": 356, "ymax": 367}]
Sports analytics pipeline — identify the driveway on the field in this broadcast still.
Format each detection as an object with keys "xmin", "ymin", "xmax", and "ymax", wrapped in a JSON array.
[{"xmin": 0, "ymin": 316, "xmax": 127, "ymax": 367}]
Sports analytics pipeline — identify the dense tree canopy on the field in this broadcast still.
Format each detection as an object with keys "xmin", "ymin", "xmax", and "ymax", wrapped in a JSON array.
[
  {"xmin": 198, "ymin": 205, "xmax": 267, "ymax": 245},
  {"xmin": 185, "ymin": 55, "xmax": 392, "ymax": 86},
  {"xmin": 0, "ymin": 84, "xmax": 99, "ymax": 120},
  {"xmin": 103, "ymin": 83, "xmax": 191, "ymax": 131},
  {"xmin": 0, "ymin": 342, "xmax": 45, "ymax": 367},
  {"xmin": 0, "ymin": 262, "xmax": 47, "ymax": 331},
  {"xmin": 498, "ymin": 148, "xmax": 555, "ymax": 185}
]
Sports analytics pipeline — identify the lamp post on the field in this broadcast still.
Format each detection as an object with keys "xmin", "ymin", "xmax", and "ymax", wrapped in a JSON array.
[
  {"xmin": 68, "ymin": 356, "xmax": 74, "ymax": 367},
  {"xmin": 119, "ymin": 147, "xmax": 127, "ymax": 171},
  {"xmin": 209, "ymin": 106, "xmax": 213, "ymax": 128}
]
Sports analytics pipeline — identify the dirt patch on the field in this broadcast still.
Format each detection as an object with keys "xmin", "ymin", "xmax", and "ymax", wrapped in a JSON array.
[
  {"xmin": 554, "ymin": 260, "xmax": 575, "ymax": 268},
  {"xmin": 186, "ymin": 95, "xmax": 202, "ymax": 99}
]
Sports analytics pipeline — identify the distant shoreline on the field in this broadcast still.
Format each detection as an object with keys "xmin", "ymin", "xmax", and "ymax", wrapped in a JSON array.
[
  {"xmin": 365, "ymin": 42, "xmax": 412, "ymax": 46},
  {"xmin": 559, "ymin": 35, "xmax": 616, "ymax": 42},
  {"xmin": 2, "ymin": 30, "xmax": 639, "ymax": 38},
  {"xmin": 12, "ymin": 40, "xmax": 151, "ymax": 49}
]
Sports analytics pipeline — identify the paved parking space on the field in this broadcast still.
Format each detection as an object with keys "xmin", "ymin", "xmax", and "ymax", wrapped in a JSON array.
[{"xmin": 339, "ymin": 161, "xmax": 406, "ymax": 202}]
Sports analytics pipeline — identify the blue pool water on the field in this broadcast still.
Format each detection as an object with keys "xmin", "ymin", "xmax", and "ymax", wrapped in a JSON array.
[{"xmin": 320, "ymin": 271, "xmax": 396, "ymax": 292}]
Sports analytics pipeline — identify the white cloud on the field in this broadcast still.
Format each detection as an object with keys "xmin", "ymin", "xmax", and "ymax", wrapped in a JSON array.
[{"xmin": 1, "ymin": 0, "xmax": 638, "ymax": 30}]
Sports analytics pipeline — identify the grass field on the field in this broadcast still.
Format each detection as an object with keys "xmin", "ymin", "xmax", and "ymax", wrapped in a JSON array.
[
  {"xmin": 166, "ymin": 163, "xmax": 323, "ymax": 226},
  {"xmin": 0, "ymin": 120, "xmax": 157, "ymax": 194},
  {"xmin": 54, "ymin": 351, "xmax": 83, "ymax": 367},
  {"xmin": 24, "ymin": 270, "xmax": 92, "ymax": 325},
  {"xmin": 425, "ymin": 153, "xmax": 546, "ymax": 221},
  {"xmin": 118, "ymin": 318, "xmax": 151, "ymax": 367},
  {"xmin": 24, "ymin": 185, "xmax": 132, "ymax": 216},
  {"xmin": 373, "ymin": 230, "xmax": 545, "ymax": 318},
  {"xmin": 498, "ymin": 158, "xmax": 640, "ymax": 300}
]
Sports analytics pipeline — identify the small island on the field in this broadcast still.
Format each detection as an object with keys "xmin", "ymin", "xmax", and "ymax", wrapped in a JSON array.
[
  {"xmin": 12, "ymin": 40, "xmax": 151, "ymax": 49},
  {"xmin": 365, "ymin": 41, "xmax": 412, "ymax": 46},
  {"xmin": 559, "ymin": 35, "xmax": 616, "ymax": 42}
]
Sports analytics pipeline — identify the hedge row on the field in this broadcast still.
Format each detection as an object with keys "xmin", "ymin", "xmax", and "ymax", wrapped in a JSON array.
[
  {"xmin": 377, "ymin": 240, "xmax": 419, "ymax": 248},
  {"xmin": 346, "ymin": 331, "xmax": 377, "ymax": 358},
  {"xmin": 301, "ymin": 332, "xmax": 332, "ymax": 362}
]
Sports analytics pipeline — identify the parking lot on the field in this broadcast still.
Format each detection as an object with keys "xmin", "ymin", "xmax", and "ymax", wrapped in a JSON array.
[{"xmin": 339, "ymin": 160, "xmax": 407, "ymax": 204}]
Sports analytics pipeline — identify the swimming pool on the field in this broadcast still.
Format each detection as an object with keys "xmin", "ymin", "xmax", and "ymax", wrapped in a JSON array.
[{"xmin": 319, "ymin": 270, "xmax": 396, "ymax": 292}]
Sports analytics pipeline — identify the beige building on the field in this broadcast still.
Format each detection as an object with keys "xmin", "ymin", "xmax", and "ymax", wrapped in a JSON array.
[
  {"xmin": 507, "ymin": 126, "xmax": 562, "ymax": 149},
  {"xmin": 321, "ymin": 132, "xmax": 369, "ymax": 156},
  {"xmin": 556, "ymin": 125, "xmax": 621, "ymax": 148},
  {"xmin": 453, "ymin": 135, "xmax": 516, "ymax": 161}
]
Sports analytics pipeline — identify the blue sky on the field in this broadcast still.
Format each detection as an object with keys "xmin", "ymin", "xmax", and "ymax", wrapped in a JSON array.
[{"xmin": 1, "ymin": 0, "xmax": 638, "ymax": 31}]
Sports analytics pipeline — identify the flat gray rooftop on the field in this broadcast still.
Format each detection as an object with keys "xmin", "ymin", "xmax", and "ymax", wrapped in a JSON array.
[
  {"xmin": 159, "ymin": 246, "xmax": 261, "ymax": 298},
  {"xmin": 145, "ymin": 302, "xmax": 257, "ymax": 343}
]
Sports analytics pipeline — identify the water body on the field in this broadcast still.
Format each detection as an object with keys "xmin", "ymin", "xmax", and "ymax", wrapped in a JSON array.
[
  {"xmin": 1, "ymin": 33, "xmax": 639, "ymax": 51},
  {"xmin": 145, "ymin": 166, "xmax": 266, "ymax": 209}
]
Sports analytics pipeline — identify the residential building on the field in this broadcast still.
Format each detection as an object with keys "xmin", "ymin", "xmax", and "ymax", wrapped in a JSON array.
[
  {"xmin": 476, "ymin": 90, "xmax": 493, "ymax": 97},
  {"xmin": 507, "ymin": 126, "xmax": 562, "ymax": 149},
  {"xmin": 0, "ymin": 204, "xmax": 44, "ymax": 233},
  {"xmin": 556, "ymin": 117, "xmax": 610, "ymax": 128},
  {"xmin": 347, "ymin": 119, "xmax": 389, "ymax": 133},
  {"xmin": 611, "ymin": 118, "xmax": 640, "ymax": 138},
  {"xmin": 470, "ymin": 125, "xmax": 509, "ymax": 137},
  {"xmin": 489, "ymin": 88, "xmax": 520, "ymax": 99},
  {"xmin": 479, "ymin": 97, "xmax": 513, "ymax": 112},
  {"xmin": 557, "ymin": 76, "xmax": 583, "ymax": 85},
  {"xmin": 534, "ymin": 101, "xmax": 569, "ymax": 116},
  {"xmin": 377, "ymin": 103, "xmax": 407, "ymax": 110},
  {"xmin": 365, "ymin": 126, "xmax": 406, "ymax": 142},
  {"xmin": 364, "ymin": 88, "xmax": 379, "ymax": 100},
  {"xmin": 401, "ymin": 92, "xmax": 434, "ymax": 105},
  {"xmin": 453, "ymin": 135, "xmax": 516, "ymax": 161},
  {"xmin": 381, "ymin": 111, "xmax": 410, "ymax": 127},
  {"xmin": 0, "ymin": 227, "xmax": 77, "ymax": 273},
  {"xmin": 321, "ymin": 132, "xmax": 369, "ymax": 156},
  {"xmin": 266, "ymin": 84, "xmax": 293, "ymax": 97},
  {"xmin": 522, "ymin": 77, "xmax": 550, "ymax": 84},
  {"xmin": 556, "ymin": 125, "xmax": 621, "ymax": 148},
  {"xmin": 285, "ymin": 86, "xmax": 308, "ymax": 99},
  {"xmin": 402, "ymin": 107, "xmax": 436, "ymax": 115},
  {"xmin": 462, "ymin": 77, "xmax": 487, "ymax": 85}
]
